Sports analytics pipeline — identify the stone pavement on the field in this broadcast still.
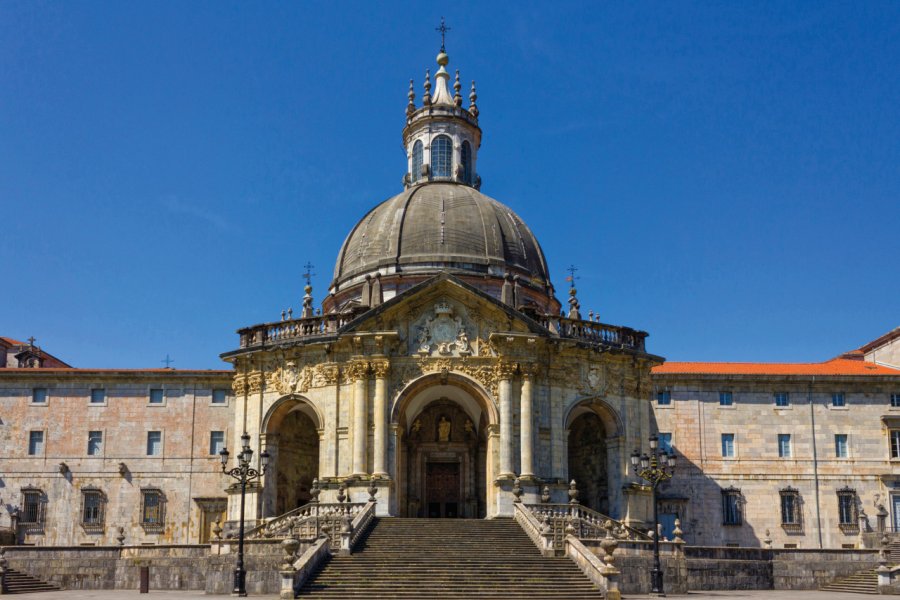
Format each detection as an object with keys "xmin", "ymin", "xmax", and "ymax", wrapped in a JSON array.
[{"xmin": 0, "ymin": 591, "xmax": 885, "ymax": 600}]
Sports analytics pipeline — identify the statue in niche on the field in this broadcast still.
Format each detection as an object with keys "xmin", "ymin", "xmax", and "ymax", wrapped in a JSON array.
[
  {"xmin": 417, "ymin": 327, "xmax": 430, "ymax": 354},
  {"xmin": 438, "ymin": 416, "xmax": 451, "ymax": 442},
  {"xmin": 412, "ymin": 419, "xmax": 422, "ymax": 434}
]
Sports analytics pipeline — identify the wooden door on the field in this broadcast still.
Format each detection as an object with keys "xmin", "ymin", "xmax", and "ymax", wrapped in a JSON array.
[{"xmin": 426, "ymin": 462, "xmax": 460, "ymax": 518}]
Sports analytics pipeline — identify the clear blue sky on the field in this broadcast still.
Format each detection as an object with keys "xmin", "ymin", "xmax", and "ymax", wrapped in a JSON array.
[{"xmin": 2, "ymin": 2, "xmax": 898, "ymax": 369}]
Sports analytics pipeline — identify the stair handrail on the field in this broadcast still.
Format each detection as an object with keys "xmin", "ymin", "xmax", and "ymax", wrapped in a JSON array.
[
  {"xmin": 514, "ymin": 503, "xmax": 555, "ymax": 557},
  {"xmin": 347, "ymin": 501, "xmax": 376, "ymax": 552},
  {"xmin": 524, "ymin": 503, "xmax": 651, "ymax": 548},
  {"xmin": 245, "ymin": 501, "xmax": 366, "ymax": 541}
]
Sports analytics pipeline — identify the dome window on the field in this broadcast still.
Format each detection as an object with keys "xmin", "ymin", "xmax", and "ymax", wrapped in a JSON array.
[
  {"xmin": 461, "ymin": 140, "xmax": 472, "ymax": 185},
  {"xmin": 412, "ymin": 140, "xmax": 424, "ymax": 182},
  {"xmin": 432, "ymin": 135, "xmax": 452, "ymax": 178}
]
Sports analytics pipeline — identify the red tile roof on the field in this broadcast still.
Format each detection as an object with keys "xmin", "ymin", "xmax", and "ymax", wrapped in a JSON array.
[
  {"xmin": 0, "ymin": 368, "xmax": 231, "ymax": 375},
  {"xmin": 652, "ymin": 358, "xmax": 899, "ymax": 376}
]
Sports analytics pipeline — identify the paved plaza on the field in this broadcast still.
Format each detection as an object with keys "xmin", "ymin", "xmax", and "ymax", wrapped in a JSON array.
[{"xmin": 0, "ymin": 591, "xmax": 881, "ymax": 600}]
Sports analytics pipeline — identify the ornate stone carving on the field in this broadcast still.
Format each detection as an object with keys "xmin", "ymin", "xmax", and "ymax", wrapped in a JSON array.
[
  {"xmin": 247, "ymin": 372, "xmax": 264, "ymax": 394},
  {"xmin": 232, "ymin": 376, "xmax": 248, "ymax": 397},
  {"xmin": 371, "ymin": 359, "xmax": 391, "ymax": 379},
  {"xmin": 313, "ymin": 363, "xmax": 340, "ymax": 387},
  {"xmin": 495, "ymin": 361, "xmax": 517, "ymax": 380},
  {"xmin": 268, "ymin": 361, "xmax": 312, "ymax": 395},
  {"xmin": 412, "ymin": 301, "xmax": 472, "ymax": 357},
  {"xmin": 345, "ymin": 360, "xmax": 370, "ymax": 381}
]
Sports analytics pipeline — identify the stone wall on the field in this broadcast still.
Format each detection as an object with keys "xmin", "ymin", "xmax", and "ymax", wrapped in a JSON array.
[{"xmin": 772, "ymin": 548, "xmax": 881, "ymax": 589}]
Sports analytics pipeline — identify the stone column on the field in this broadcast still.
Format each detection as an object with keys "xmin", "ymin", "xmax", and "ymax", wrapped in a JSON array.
[
  {"xmin": 497, "ymin": 362, "xmax": 516, "ymax": 479},
  {"xmin": 520, "ymin": 367, "xmax": 535, "ymax": 478},
  {"xmin": 372, "ymin": 359, "xmax": 390, "ymax": 477},
  {"xmin": 351, "ymin": 361, "xmax": 369, "ymax": 476}
]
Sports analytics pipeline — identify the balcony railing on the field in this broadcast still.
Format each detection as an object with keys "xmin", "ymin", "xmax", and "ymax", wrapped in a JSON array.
[{"xmin": 237, "ymin": 309, "xmax": 647, "ymax": 353}]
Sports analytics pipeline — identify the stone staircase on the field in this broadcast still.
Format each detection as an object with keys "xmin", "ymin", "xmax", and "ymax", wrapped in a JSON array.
[
  {"xmin": 889, "ymin": 537, "xmax": 900, "ymax": 563},
  {"xmin": 820, "ymin": 569, "xmax": 878, "ymax": 595},
  {"xmin": 1, "ymin": 568, "xmax": 61, "ymax": 594},
  {"xmin": 298, "ymin": 517, "xmax": 602, "ymax": 598}
]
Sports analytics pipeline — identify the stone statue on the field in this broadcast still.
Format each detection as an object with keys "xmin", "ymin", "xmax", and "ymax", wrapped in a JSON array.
[
  {"xmin": 412, "ymin": 419, "xmax": 422, "ymax": 434},
  {"xmin": 464, "ymin": 419, "xmax": 474, "ymax": 434},
  {"xmin": 438, "ymin": 416, "xmax": 451, "ymax": 442},
  {"xmin": 456, "ymin": 325, "xmax": 470, "ymax": 353},
  {"xmin": 417, "ymin": 326, "xmax": 430, "ymax": 353}
]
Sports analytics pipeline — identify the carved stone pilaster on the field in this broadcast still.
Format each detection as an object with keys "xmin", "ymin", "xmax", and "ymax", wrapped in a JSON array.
[{"xmin": 232, "ymin": 376, "xmax": 248, "ymax": 397}]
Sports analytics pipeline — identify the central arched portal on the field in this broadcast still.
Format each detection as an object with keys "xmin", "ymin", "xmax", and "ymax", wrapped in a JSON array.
[
  {"xmin": 262, "ymin": 396, "xmax": 321, "ymax": 517},
  {"xmin": 394, "ymin": 376, "xmax": 495, "ymax": 518}
]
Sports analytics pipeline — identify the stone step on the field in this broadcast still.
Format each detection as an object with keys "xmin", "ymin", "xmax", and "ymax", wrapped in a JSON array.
[
  {"xmin": 298, "ymin": 517, "xmax": 600, "ymax": 599},
  {"xmin": 820, "ymin": 569, "xmax": 878, "ymax": 594},
  {"xmin": 2, "ymin": 568, "xmax": 61, "ymax": 594}
]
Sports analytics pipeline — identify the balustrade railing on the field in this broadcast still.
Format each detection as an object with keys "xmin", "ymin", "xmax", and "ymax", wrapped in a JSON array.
[
  {"xmin": 538, "ymin": 317, "xmax": 647, "ymax": 352},
  {"xmin": 238, "ymin": 313, "xmax": 358, "ymax": 348},
  {"xmin": 245, "ymin": 502, "xmax": 367, "ymax": 549},
  {"xmin": 522, "ymin": 503, "xmax": 650, "ymax": 555}
]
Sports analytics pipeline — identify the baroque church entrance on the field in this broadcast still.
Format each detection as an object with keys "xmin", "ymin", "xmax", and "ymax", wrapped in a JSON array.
[{"xmin": 394, "ymin": 375, "xmax": 495, "ymax": 519}]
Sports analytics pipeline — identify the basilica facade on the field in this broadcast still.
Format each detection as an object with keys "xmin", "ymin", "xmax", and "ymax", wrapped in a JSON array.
[{"xmin": 1, "ymin": 46, "xmax": 898, "ymax": 553}]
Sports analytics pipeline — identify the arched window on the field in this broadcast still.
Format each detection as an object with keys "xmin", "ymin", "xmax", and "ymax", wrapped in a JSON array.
[
  {"xmin": 431, "ymin": 135, "xmax": 452, "ymax": 178},
  {"xmin": 461, "ymin": 141, "xmax": 472, "ymax": 184},
  {"xmin": 411, "ymin": 140, "xmax": 423, "ymax": 182}
]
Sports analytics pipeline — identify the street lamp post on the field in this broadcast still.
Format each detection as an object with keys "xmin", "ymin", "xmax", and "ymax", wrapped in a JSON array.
[
  {"xmin": 631, "ymin": 435, "xmax": 676, "ymax": 597},
  {"xmin": 220, "ymin": 432, "xmax": 270, "ymax": 597}
]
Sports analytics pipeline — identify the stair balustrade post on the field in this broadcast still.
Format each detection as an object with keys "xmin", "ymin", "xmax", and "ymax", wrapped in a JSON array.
[{"xmin": 0, "ymin": 547, "xmax": 6, "ymax": 596}]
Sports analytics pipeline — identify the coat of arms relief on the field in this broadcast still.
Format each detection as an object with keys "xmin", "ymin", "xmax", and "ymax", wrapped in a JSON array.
[{"xmin": 412, "ymin": 300, "xmax": 472, "ymax": 357}]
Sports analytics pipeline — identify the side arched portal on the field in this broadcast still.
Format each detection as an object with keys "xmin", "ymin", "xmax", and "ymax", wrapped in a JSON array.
[
  {"xmin": 262, "ymin": 396, "xmax": 321, "ymax": 517},
  {"xmin": 566, "ymin": 398, "xmax": 623, "ymax": 516}
]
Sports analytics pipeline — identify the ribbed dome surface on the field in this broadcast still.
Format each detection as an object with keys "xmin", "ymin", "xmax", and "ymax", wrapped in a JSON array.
[{"xmin": 332, "ymin": 183, "xmax": 551, "ymax": 291}]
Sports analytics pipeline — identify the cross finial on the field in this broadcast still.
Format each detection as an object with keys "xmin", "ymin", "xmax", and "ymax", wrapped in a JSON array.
[
  {"xmin": 436, "ymin": 17, "xmax": 450, "ymax": 53},
  {"xmin": 27, "ymin": 336, "xmax": 36, "ymax": 347},
  {"xmin": 565, "ymin": 265, "xmax": 580, "ymax": 288},
  {"xmin": 302, "ymin": 261, "xmax": 316, "ymax": 287},
  {"xmin": 162, "ymin": 354, "xmax": 174, "ymax": 369}
]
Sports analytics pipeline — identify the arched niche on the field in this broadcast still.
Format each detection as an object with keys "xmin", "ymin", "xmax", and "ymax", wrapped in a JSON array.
[
  {"xmin": 565, "ymin": 397, "xmax": 623, "ymax": 516},
  {"xmin": 262, "ymin": 395, "xmax": 322, "ymax": 516}
]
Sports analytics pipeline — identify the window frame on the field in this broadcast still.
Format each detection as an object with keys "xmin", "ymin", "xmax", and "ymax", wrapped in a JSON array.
[
  {"xmin": 28, "ymin": 430, "xmax": 45, "ymax": 456},
  {"xmin": 779, "ymin": 486, "xmax": 802, "ymax": 530},
  {"xmin": 774, "ymin": 392, "xmax": 791, "ymax": 408},
  {"xmin": 721, "ymin": 433, "xmax": 735, "ymax": 458},
  {"xmin": 657, "ymin": 432, "xmax": 673, "ymax": 454},
  {"xmin": 778, "ymin": 433, "xmax": 792, "ymax": 458},
  {"xmin": 656, "ymin": 390, "xmax": 672, "ymax": 406},
  {"xmin": 209, "ymin": 431, "xmax": 225, "ymax": 456},
  {"xmin": 837, "ymin": 487, "xmax": 858, "ymax": 532},
  {"xmin": 20, "ymin": 487, "xmax": 46, "ymax": 526},
  {"xmin": 31, "ymin": 387, "xmax": 48, "ymax": 404},
  {"xmin": 146, "ymin": 431, "xmax": 163, "ymax": 456},
  {"xmin": 722, "ymin": 486, "xmax": 743, "ymax": 526},
  {"xmin": 891, "ymin": 429, "xmax": 900, "ymax": 460},
  {"xmin": 831, "ymin": 392, "xmax": 846, "ymax": 408},
  {"xmin": 431, "ymin": 135, "xmax": 453, "ymax": 178},
  {"xmin": 148, "ymin": 388, "xmax": 165, "ymax": 406},
  {"xmin": 81, "ymin": 488, "xmax": 106, "ymax": 531},
  {"xmin": 211, "ymin": 388, "xmax": 229, "ymax": 406},
  {"xmin": 719, "ymin": 391, "xmax": 733, "ymax": 407},
  {"xmin": 892, "ymin": 393, "xmax": 900, "ymax": 408},
  {"xmin": 411, "ymin": 140, "xmax": 424, "ymax": 182},
  {"xmin": 140, "ymin": 488, "xmax": 166, "ymax": 532},
  {"xmin": 835, "ymin": 434, "xmax": 849, "ymax": 458},
  {"xmin": 461, "ymin": 140, "xmax": 472, "ymax": 184},
  {"xmin": 90, "ymin": 388, "xmax": 107, "ymax": 405},
  {"xmin": 87, "ymin": 430, "xmax": 103, "ymax": 456}
]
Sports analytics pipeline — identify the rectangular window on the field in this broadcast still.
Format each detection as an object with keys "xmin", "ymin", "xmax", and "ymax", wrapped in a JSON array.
[
  {"xmin": 87, "ymin": 431, "xmax": 103, "ymax": 456},
  {"xmin": 28, "ymin": 430, "xmax": 44, "ymax": 455},
  {"xmin": 209, "ymin": 431, "xmax": 225, "ymax": 455},
  {"xmin": 212, "ymin": 389, "xmax": 228, "ymax": 404},
  {"xmin": 835, "ymin": 434, "xmax": 848, "ymax": 458},
  {"xmin": 90, "ymin": 388, "xmax": 106, "ymax": 404},
  {"xmin": 892, "ymin": 394, "xmax": 900, "ymax": 408},
  {"xmin": 21, "ymin": 490, "xmax": 43, "ymax": 524},
  {"xmin": 780, "ymin": 490, "xmax": 800, "ymax": 526},
  {"xmin": 149, "ymin": 388, "xmax": 164, "ymax": 404},
  {"xmin": 719, "ymin": 391, "xmax": 733, "ymax": 406},
  {"xmin": 656, "ymin": 390, "xmax": 671, "ymax": 406},
  {"xmin": 722, "ymin": 488, "xmax": 742, "ymax": 525},
  {"xmin": 141, "ymin": 489, "xmax": 165, "ymax": 529},
  {"xmin": 778, "ymin": 434, "xmax": 792, "ymax": 458},
  {"xmin": 657, "ymin": 432, "xmax": 672, "ymax": 454},
  {"xmin": 837, "ymin": 489, "xmax": 857, "ymax": 526},
  {"xmin": 31, "ymin": 388, "xmax": 48, "ymax": 404},
  {"xmin": 82, "ymin": 490, "xmax": 104, "ymax": 526},
  {"xmin": 721, "ymin": 433, "xmax": 735, "ymax": 458},
  {"xmin": 774, "ymin": 392, "xmax": 790, "ymax": 407},
  {"xmin": 891, "ymin": 430, "xmax": 900, "ymax": 459},
  {"xmin": 146, "ymin": 431, "xmax": 162, "ymax": 456},
  {"xmin": 832, "ymin": 392, "xmax": 845, "ymax": 407}
]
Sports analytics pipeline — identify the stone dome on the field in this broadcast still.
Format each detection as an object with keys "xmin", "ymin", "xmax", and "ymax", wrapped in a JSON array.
[{"xmin": 332, "ymin": 182, "xmax": 552, "ymax": 295}]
